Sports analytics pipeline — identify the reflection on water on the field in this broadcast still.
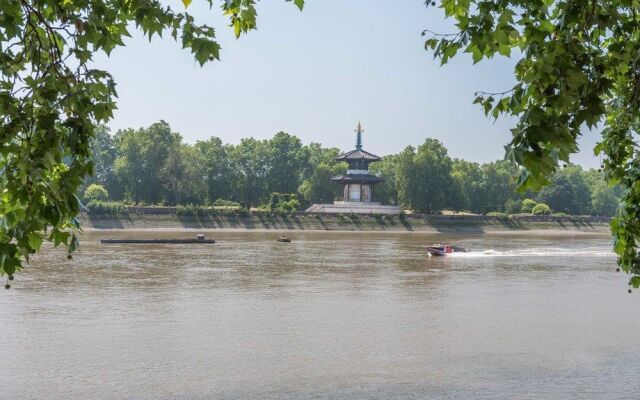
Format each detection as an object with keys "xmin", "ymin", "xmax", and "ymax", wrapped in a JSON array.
[{"xmin": 1, "ymin": 231, "xmax": 639, "ymax": 399}]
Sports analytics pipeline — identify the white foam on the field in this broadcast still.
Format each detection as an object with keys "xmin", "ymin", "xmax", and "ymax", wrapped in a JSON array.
[{"xmin": 451, "ymin": 248, "xmax": 614, "ymax": 258}]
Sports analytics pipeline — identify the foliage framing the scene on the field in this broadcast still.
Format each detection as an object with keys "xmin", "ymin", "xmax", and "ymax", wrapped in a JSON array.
[
  {"xmin": 424, "ymin": 0, "xmax": 640, "ymax": 288},
  {"xmin": 0, "ymin": 0, "xmax": 304, "ymax": 281}
]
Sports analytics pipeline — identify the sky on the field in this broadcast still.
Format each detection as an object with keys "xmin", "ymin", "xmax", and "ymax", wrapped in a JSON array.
[{"xmin": 95, "ymin": 0, "xmax": 601, "ymax": 168}]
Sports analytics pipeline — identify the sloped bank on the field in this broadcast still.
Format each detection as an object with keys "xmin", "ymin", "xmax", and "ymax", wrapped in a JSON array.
[{"xmin": 78, "ymin": 211, "xmax": 611, "ymax": 233}]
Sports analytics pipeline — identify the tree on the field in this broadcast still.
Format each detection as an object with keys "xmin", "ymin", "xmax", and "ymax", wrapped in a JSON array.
[
  {"xmin": 83, "ymin": 184, "xmax": 109, "ymax": 203},
  {"xmin": 230, "ymin": 138, "xmax": 271, "ymax": 206},
  {"xmin": 113, "ymin": 128, "xmax": 145, "ymax": 203},
  {"xmin": 481, "ymin": 160, "xmax": 519, "ymax": 214},
  {"xmin": 161, "ymin": 145, "xmax": 206, "ymax": 205},
  {"xmin": 537, "ymin": 175, "xmax": 577, "ymax": 215},
  {"xmin": 396, "ymin": 146, "xmax": 418, "ymax": 210},
  {"xmin": 265, "ymin": 193, "xmax": 300, "ymax": 212},
  {"xmin": 0, "ymin": 0, "xmax": 305, "ymax": 281},
  {"xmin": 195, "ymin": 137, "xmax": 235, "ymax": 203},
  {"xmin": 298, "ymin": 163, "xmax": 344, "ymax": 206},
  {"xmin": 504, "ymin": 199, "xmax": 521, "ymax": 215},
  {"xmin": 532, "ymin": 203, "xmax": 552, "ymax": 216},
  {"xmin": 266, "ymin": 132, "xmax": 305, "ymax": 195},
  {"xmin": 114, "ymin": 121, "xmax": 181, "ymax": 204},
  {"xmin": 521, "ymin": 199, "xmax": 537, "ymax": 214},
  {"xmin": 297, "ymin": 144, "xmax": 344, "ymax": 206},
  {"xmin": 557, "ymin": 165, "xmax": 591, "ymax": 215},
  {"xmin": 451, "ymin": 159, "xmax": 486, "ymax": 213},
  {"xmin": 84, "ymin": 125, "xmax": 118, "ymax": 197},
  {"xmin": 591, "ymin": 182, "xmax": 620, "ymax": 217},
  {"xmin": 583, "ymin": 168, "xmax": 623, "ymax": 217},
  {"xmin": 368, "ymin": 155, "xmax": 399, "ymax": 205},
  {"xmin": 425, "ymin": 1, "xmax": 640, "ymax": 286},
  {"xmin": 396, "ymin": 139, "xmax": 456, "ymax": 212}
]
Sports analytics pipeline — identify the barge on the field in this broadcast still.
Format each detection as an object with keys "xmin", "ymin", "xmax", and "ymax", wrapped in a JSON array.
[{"xmin": 101, "ymin": 234, "xmax": 214, "ymax": 244}]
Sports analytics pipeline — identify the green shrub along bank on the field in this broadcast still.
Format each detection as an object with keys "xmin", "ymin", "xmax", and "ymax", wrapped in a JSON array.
[
  {"xmin": 532, "ymin": 203, "xmax": 552, "ymax": 216},
  {"xmin": 85, "ymin": 201, "xmax": 129, "ymax": 215},
  {"xmin": 83, "ymin": 201, "xmax": 612, "ymax": 220}
]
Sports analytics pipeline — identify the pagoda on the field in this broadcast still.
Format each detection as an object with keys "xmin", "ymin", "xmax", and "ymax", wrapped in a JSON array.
[
  {"xmin": 305, "ymin": 122, "xmax": 401, "ymax": 214},
  {"xmin": 331, "ymin": 122, "xmax": 383, "ymax": 202}
]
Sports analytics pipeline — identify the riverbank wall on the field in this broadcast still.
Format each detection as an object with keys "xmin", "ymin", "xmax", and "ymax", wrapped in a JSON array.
[{"xmin": 78, "ymin": 211, "xmax": 611, "ymax": 233}]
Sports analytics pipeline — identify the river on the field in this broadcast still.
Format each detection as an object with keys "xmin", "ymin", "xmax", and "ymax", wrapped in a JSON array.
[{"xmin": 1, "ymin": 230, "xmax": 638, "ymax": 399}]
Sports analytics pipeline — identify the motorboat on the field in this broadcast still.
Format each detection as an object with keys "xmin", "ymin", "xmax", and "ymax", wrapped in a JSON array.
[{"xmin": 426, "ymin": 244, "xmax": 468, "ymax": 256}]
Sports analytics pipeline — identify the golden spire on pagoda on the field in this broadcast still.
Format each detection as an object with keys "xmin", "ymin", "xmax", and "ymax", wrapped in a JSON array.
[{"xmin": 355, "ymin": 121, "xmax": 364, "ymax": 150}]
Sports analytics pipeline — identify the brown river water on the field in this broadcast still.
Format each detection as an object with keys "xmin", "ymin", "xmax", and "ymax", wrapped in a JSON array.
[{"xmin": 1, "ymin": 230, "xmax": 639, "ymax": 399}]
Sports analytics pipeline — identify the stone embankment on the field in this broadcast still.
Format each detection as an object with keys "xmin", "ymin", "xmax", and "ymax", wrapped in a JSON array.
[{"xmin": 78, "ymin": 209, "xmax": 611, "ymax": 233}]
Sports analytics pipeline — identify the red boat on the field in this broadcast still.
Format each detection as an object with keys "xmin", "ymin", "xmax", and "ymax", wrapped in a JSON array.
[{"xmin": 426, "ymin": 244, "xmax": 468, "ymax": 256}]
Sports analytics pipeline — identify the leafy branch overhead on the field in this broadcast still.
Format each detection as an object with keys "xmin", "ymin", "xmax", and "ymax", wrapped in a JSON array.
[
  {"xmin": 0, "ymin": 0, "xmax": 303, "ymax": 284},
  {"xmin": 424, "ymin": 0, "xmax": 640, "ymax": 287}
]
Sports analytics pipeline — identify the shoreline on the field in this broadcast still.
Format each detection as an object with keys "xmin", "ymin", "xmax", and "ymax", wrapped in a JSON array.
[
  {"xmin": 81, "ymin": 227, "xmax": 612, "ymax": 237},
  {"xmin": 78, "ymin": 213, "xmax": 612, "ymax": 235}
]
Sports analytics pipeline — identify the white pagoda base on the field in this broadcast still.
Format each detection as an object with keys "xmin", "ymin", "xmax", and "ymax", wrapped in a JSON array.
[{"xmin": 305, "ymin": 201, "xmax": 402, "ymax": 215}]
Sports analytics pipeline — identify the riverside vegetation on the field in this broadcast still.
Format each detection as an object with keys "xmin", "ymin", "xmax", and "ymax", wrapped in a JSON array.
[{"xmin": 82, "ymin": 122, "xmax": 621, "ymax": 218}]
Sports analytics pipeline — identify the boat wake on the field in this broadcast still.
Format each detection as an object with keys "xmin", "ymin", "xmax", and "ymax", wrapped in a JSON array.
[{"xmin": 451, "ymin": 248, "xmax": 614, "ymax": 258}]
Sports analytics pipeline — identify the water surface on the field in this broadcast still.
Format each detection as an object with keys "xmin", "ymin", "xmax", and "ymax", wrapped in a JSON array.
[{"xmin": 1, "ymin": 231, "xmax": 638, "ymax": 399}]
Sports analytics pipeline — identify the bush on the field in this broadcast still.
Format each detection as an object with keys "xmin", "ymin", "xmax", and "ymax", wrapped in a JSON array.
[
  {"xmin": 532, "ymin": 203, "xmax": 552, "ymax": 215},
  {"xmin": 521, "ymin": 199, "xmax": 538, "ymax": 214},
  {"xmin": 175, "ymin": 205, "xmax": 250, "ymax": 217},
  {"xmin": 552, "ymin": 212, "xmax": 568, "ymax": 217},
  {"xmin": 212, "ymin": 198, "xmax": 240, "ymax": 207},
  {"xmin": 486, "ymin": 211, "xmax": 509, "ymax": 218},
  {"xmin": 504, "ymin": 199, "xmax": 522, "ymax": 214},
  {"xmin": 86, "ymin": 201, "xmax": 127, "ymax": 215},
  {"xmin": 176, "ymin": 204, "xmax": 218, "ymax": 216},
  {"xmin": 84, "ymin": 184, "xmax": 109, "ymax": 203},
  {"xmin": 265, "ymin": 193, "xmax": 300, "ymax": 212}
]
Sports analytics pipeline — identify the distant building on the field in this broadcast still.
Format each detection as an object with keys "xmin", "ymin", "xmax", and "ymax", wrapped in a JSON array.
[
  {"xmin": 331, "ymin": 122, "xmax": 384, "ymax": 202},
  {"xmin": 305, "ymin": 123, "xmax": 402, "ymax": 214}
]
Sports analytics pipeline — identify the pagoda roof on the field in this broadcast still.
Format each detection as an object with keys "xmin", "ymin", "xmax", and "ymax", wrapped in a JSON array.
[
  {"xmin": 331, "ymin": 173, "xmax": 384, "ymax": 184},
  {"xmin": 335, "ymin": 149, "xmax": 381, "ymax": 162}
]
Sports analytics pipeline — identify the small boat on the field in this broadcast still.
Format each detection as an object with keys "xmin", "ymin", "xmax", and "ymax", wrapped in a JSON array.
[
  {"xmin": 426, "ymin": 244, "xmax": 468, "ymax": 256},
  {"xmin": 277, "ymin": 236, "xmax": 291, "ymax": 243},
  {"xmin": 101, "ymin": 234, "xmax": 214, "ymax": 244}
]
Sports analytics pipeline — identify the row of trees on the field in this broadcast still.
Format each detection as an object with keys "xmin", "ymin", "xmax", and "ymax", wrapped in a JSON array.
[
  {"xmin": 86, "ymin": 121, "xmax": 621, "ymax": 216},
  {"xmin": 86, "ymin": 121, "xmax": 344, "ymax": 207},
  {"xmin": 369, "ymin": 140, "xmax": 620, "ymax": 216}
]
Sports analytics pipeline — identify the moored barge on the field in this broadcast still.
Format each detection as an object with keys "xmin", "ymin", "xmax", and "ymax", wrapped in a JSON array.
[{"xmin": 101, "ymin": 234, "xmax": 214, "ymax": 244}]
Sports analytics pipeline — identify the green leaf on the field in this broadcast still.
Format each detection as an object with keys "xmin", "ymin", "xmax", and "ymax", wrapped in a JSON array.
[
  {"xmin": 69, "ymin": 234, "xmax": 79, "ymax": 252},
  {"xmin": 27, "ymin": 233, "xmax": 43, "ymax": 252}
]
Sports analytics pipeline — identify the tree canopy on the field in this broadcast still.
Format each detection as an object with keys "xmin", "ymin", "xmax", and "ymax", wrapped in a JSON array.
[{"xmin": 424, "ymin": 0, "xmax": 640, "ymax": 287}]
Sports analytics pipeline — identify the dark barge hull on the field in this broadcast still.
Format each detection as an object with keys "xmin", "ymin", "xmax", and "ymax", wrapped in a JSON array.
[{"xmin": 101, "ymin": 239, "xmax": 215, "ymax": 244}]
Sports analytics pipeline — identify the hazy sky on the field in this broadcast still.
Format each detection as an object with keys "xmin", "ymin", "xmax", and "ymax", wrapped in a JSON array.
[{"xmin": 95, "ymin": 0, "xmax": 601, "ymax": 168}]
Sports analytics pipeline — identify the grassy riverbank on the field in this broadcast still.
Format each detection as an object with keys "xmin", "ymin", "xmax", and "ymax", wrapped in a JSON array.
[{"xmin": 78, "ymin": 211, "xmax": 611, "ymax": 233}]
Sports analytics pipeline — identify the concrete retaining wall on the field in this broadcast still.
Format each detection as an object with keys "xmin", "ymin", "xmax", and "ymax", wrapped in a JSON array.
[{"xmin": 78, "ymin": 211, "xmax": 611, "ymax": 233}]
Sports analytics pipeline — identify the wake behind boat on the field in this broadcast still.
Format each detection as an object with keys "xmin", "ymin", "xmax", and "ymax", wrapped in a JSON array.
[{"xmin": 426, "ymin": 244, "xmax": 468, "ymax": 256}]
